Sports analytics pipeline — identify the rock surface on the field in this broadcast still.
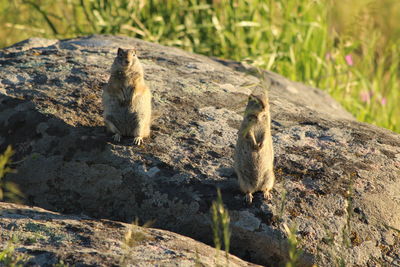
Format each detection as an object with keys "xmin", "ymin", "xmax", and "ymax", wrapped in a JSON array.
[
  {"xmin": 0, "ymin": 202, "xmax": 259, "ymax": 267},
  {"xmin": 1, "ymin": 35, "xmax": 400, "ymax": 266}
]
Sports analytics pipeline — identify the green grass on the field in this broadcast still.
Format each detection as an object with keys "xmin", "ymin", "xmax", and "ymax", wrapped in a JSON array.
[
  {"xmin": 211, "ymin": 189, "xmax": 231, "ymax": 266},
  {"xmin": 0, "ymin": 240, "xmax": 27, "ymax": 267},
  {"xmin": 283, "ymin": 223, "xmax": 303, "ymax": 267},
  {"xmin": 0, "ymin": 146, "xmax": 23, "ymax": 202},
  {"xmin": 0, "ymin": 0, "xmax": 399, "ymax": 133}
]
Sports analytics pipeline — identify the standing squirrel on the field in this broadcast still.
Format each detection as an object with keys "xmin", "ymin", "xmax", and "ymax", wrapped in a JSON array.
[
  {"xmin": 234, "ymin": 93, "xmax": 275, "ymax": 204},
  {"xmin": 102, "ymin": 48, "xmax": 152, "ymax": 145}
]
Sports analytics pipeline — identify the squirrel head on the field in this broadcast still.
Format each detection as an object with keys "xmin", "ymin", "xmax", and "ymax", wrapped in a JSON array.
[
  {"xmin": 243, "ymin": 93, "xmax": 270, "ymax": 126},
  {"xmin": 246, "ymin": 93, "xmax": 268, "ymax": 113},
  {"xmin": 116, "ymin": 48, "xmax": 138, "ymax": 68}
]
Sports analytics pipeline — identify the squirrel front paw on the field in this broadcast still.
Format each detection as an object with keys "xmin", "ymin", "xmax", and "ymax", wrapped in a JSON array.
[
  {"xmin": 263, "ymin": 190, "xmax": 272, "ymax": 200},
  {"xmin": 244, "ymin": 193, "xmax": 253, "ymax": 204},
  {"xmin": 257, "ymin": 141, "xmax": 264, "ymax": 150},
  {"xmin": 133, "ymin": 137, "xmax": 143, "ymax": 145},
  {"xmin": 112, "ymin": 133, "xmax": 121, "ymax": 142}
]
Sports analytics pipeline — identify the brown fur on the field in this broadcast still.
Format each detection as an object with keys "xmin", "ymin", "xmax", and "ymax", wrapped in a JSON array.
[
  {"xmin": 102, "ymin": 48, "xmax": 152, "ymax": 145},
  {"xmin": 234, "ymin": 93, "xmax": 275, "ymax": 204}
]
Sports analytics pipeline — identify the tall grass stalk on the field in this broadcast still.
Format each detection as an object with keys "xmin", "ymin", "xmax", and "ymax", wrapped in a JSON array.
[
  {"xmin": 211, "ymin": 189, "xmax": 230, "ymax": 267},
  {"xmin": 0, "ymin": 146, "xmax": 23, "ymax": 202},
  {"xmin": 283, "ymin": 223, "xmax": 303, "ymax": 267}
]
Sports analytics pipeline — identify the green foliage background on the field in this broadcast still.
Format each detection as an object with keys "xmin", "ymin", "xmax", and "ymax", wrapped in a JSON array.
[{"xmin": 1, "ymin": 0, "xmax": 399, "ymax": 132}]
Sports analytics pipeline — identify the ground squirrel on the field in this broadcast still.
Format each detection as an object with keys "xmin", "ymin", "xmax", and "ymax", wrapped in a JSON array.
[
  {"xmin": 102, "ymin": 48, "xmax": 152, "ymax": 145},
  {"xmin": 234, "ymin": 93, "xmax": 275, "ymax": 204}
]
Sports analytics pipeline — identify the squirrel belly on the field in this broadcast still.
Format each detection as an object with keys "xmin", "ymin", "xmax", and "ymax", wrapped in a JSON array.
[
  {"xmin": 102, "ymin": 48, "xmax": 152, "ymax": 145},
  {"xmin": 234, "ymin": 93, "xmax": 275, "ymax": 204}
]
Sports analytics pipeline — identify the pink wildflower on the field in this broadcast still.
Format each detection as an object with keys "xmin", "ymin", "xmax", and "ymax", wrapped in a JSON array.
[
  {"xmin": 325, "ymin": 52, "xmax": 332, "ymax": 61},
  {"xmin": 381, "ymin": 97, "xmax": 387, "ymax": 106},
  {"xmin": 360, "ymin": 91, "xmax": 373, "ymax": 103},
  {"xmin": 345, "ymin": 54, "xmax": 353, "ymax": 66}
]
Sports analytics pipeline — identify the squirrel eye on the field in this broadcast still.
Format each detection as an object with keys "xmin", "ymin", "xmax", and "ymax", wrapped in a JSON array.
[{"xmin": 129, "ymin": 49, "xmax": 137, "ymax": 57}]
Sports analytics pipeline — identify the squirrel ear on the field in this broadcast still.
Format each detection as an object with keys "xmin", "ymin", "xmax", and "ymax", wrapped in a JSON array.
[
  {"xmin": 117, "ymin": 48, "xmax": 124, "ymax": 57},
  {"xmin": 249, "ymin": 94, "xmax": 266, "ymax": 109},
  {"xmin": 249, "ymin": 94, "xmax": 257, "ymax": 101}
]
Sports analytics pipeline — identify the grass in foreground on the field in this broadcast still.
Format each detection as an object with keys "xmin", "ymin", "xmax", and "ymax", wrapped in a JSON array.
[
  {"xmin": 0, "ymin": 146, "xmax": 23, "ymax": 202},
  {"xmin": 211, "ymin": 189, "xmax": 231, "ymax": 266},
  {"xmin": 0, "ymin": 241, "xmax": 26, "ymax": 267}
]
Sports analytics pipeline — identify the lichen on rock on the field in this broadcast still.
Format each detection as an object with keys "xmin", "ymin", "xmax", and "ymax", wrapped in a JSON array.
[{"xmin": 1, "ymin": 35, "xmax": 399, "ymax": 266}]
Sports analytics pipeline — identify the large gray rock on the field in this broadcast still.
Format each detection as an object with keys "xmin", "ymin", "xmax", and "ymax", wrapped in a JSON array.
[
  {"xmin": 0, "ymin": 202, "xmax": 259, "ymax": 267},
  {"xmin": 1, "ymin": 35, "xmax": 399, "ymax": 266}
]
